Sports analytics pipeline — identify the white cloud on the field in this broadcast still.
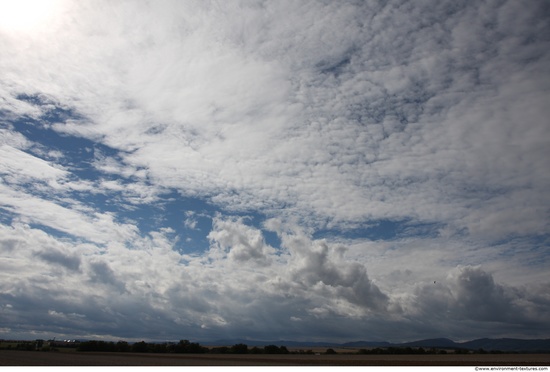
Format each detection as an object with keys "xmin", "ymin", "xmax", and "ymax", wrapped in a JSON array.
[
  {"xmin": 208, "ymin": 216, "xmax": 276, "ymax": 267},
  {"xmin": 0, "ymin": 182, "xmax": 139, "ymax": 244},
  {"xmin": 1, "ymin": 212, "xmax": 549, "ymax": 341},
  {"xmin": 0, "ymin": 0, "xmax": 549, "ymax": 342},
  {"xmin": 1, "ymin": 0, "xmax": 547, "ymax": 239},
  {"xmin": 0, "ymin": 127, "xmax": 70, "ymax": 191}
]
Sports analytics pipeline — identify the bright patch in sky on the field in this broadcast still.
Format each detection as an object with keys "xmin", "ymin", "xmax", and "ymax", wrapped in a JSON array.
[
  {"xmin": 0, "ymin": 0, "xmax": 60, "ymax": 32},
  {"xmin": 0, "ymin": 0, "xmax": 549, "ymax": 343}
]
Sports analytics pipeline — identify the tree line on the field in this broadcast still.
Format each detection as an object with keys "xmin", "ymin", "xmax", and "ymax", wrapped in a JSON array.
[
  {"xmin": 2, "ymin": 339, "xmax": 509, "ymax": 355},
  {"xmin": 76, "ymin": 340, "xmax": 292, "ymax": 354}
]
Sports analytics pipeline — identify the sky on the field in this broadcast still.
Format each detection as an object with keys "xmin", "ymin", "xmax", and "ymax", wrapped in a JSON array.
[{"xmin": 0, "ymin": 0, "xmax": 549, "ymax": 343}]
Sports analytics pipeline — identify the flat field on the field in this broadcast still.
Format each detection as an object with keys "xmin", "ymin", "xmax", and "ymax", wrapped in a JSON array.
[{"xmin": 0, "ymin": 350, "xmax": 549, "ymax": 366}]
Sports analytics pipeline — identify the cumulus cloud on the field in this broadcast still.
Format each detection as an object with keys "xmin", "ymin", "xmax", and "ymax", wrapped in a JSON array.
[
  {"xmin": 402, "ymin": 266, "xmax": 550, "ymax": 339},
  {"xmin": 2, "ymin": 215, "xmax": 550, "ymax": 341},
  {"xmin": 276, "ymin": 227, "xmax": 388, "ymax": 313},
  {"xmin": 208, "ymin": 216, "xmax": 276, "ymax": 266}
]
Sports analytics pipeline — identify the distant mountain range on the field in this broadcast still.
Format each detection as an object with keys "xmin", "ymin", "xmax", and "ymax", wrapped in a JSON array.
[
  {"xmin": 202, "ymin": 338, "xmax": 550, "ymax": 352},
  {"xmin": 395, "ymin": 338, "xmax": 550, "ymax": 352}
]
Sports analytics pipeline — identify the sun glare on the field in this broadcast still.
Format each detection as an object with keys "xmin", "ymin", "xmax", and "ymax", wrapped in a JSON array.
[{"xmin": 0, "ymin": 0, "xmax": 61, "ymax": 32}]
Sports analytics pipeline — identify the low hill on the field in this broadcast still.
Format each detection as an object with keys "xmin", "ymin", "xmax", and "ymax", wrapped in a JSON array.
[
  {"xmin": 459, "ymin": 338, "xmax": 550, "ymax": 352},
  {"xmin": 204, "ymin": 338, "xmax": 550, "ymax": 352}
]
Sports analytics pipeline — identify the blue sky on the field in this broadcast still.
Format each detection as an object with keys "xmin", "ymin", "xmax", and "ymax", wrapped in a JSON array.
[{"xmin": 1, "ymin": 0, "xmax": 549, "ymax": 343}]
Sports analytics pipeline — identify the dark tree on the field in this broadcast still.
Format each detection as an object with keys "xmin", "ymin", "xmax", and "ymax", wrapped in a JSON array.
[
  {"xmin": 264, "ymin": 345, "xmax": 281, "ymax": 354},
  {"xmin": 279, "ymin": 345, "xmax": 289, "ymax": 354},
  {"xmin": 210, "ymin": 346, "xmax": 229, "ymax": 354},
  {"xmin": 132, "ymin": 341, "xmax": 148, "ymax": 353},
  {"xmin": 230, "ymin": 343, "xmax": 248, "ymax": 354},
  {"xmin": 249, "ymin": 346, "xmax": 262, "ymax": 354},
  {"xmin": 173, "ymin": 339, "xmax": 206, "ymax": 353},
  {"xmin": 263, "ymin": 345, "xmax": 289, "ymax": 354},
  {"xmin": 115, "ymin": 341, "xmax": 130, "ymax": 352}
]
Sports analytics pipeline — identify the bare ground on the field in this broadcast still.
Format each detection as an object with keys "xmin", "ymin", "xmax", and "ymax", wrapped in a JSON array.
[{"xmin": 1, "ymin": 350, "xmax": 549, "ymax": 366}]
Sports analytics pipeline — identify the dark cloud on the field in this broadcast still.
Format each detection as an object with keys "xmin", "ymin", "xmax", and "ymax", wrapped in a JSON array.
[
  {"xmin": 453, "ymin": 267, "xmax": 514, "ymax": 322},
  {"xmin": 35, "ymin": 249, "xmax": 81, "ymax": 271},
  {"xmin": 409, "ymin": 267, "xmax": 550, "ymax": 338},
  {"xmin": 88, "ymin": 261, "xmax": 127, "ymax": 293}
]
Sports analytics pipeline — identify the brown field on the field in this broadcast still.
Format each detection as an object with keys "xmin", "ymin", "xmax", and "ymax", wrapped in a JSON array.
[{"xmin": 0, "ymin": 350, "xmax": 549, "ymax": 366}]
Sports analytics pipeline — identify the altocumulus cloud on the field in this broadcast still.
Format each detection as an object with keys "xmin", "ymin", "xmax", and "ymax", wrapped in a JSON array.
[{"xmin": 0, "ymin": 0, "xmax": 549, "ymax": 342}]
